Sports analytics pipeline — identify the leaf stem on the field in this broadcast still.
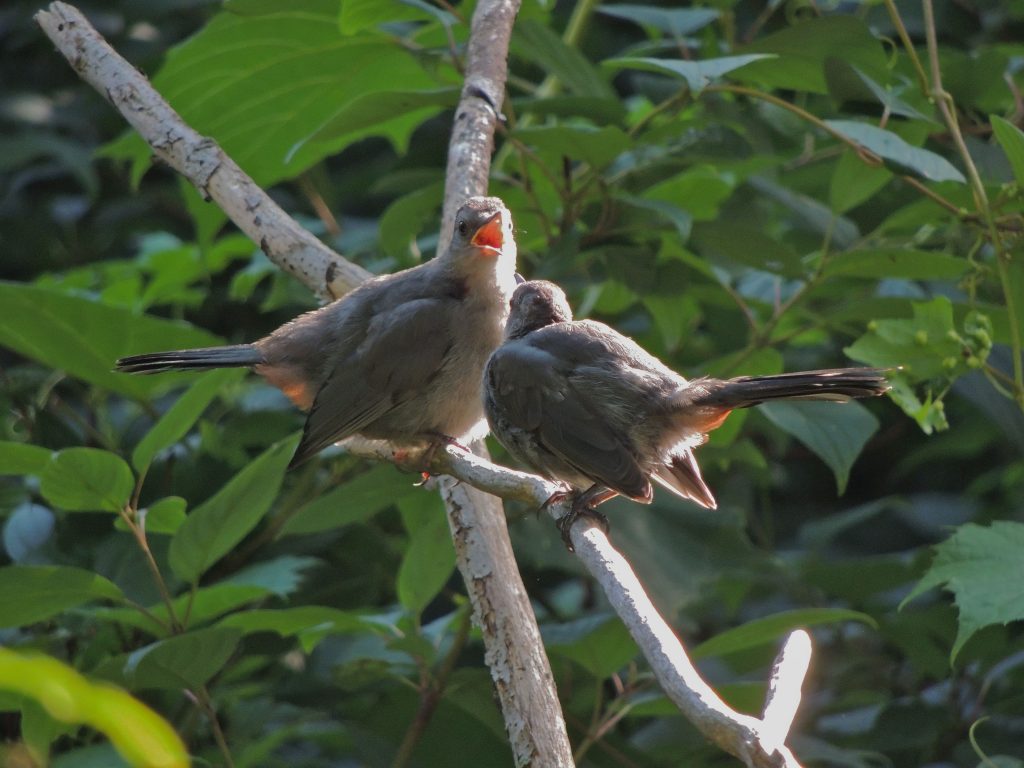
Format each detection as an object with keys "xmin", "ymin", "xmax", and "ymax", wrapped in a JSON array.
[
  {"xmin": 391, "ymin": 608, "xmax": 473, "ymax": 768},
  {"xmin": 118, "ymin": 505, "xmax": 183, "ymax": 633},
  {"xmin": 195, "ymin": 684, "xmax": 235, "ymax": 768}
]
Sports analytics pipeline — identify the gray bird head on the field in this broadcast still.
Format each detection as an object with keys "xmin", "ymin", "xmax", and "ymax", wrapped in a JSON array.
[
  {"xmin": 447, "ymin": 196, "xmax": 517, "ymax": 273},
  {"xmin": 505, "ymin": 280, "xmax": 574, "ymax": 339}
]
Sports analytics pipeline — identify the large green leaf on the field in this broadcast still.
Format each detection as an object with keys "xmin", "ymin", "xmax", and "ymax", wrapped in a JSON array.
[
  {"xmin": 0, "ymin": 442, "xmax": 52, "ymax": 476},
  {"xmin": 301, "ymin": 87, "xmax": 459, "ymax": 149},
  {"xmin": 542, "ymin": 614, "xmax": 638, "ymax": 678},
  {"xmin": 220, "ymin": 606, "xmax": 379, "ymax": 652},
  {"xmin": 904, "ymin": 522, "xmax": 1024, "ymax": 661},
  {"xmin": 0, "ymin": 282, "xmax": 222, "ymax": 399},
  {"xmin": 737, "ymin": 16, "xmax": 887, "ymax": 94},
  {"xmin": 0, "ymin": 566, "xmax": 124, "ymax": 628},
  {"xmin": 512, "ymin": 125, "xmax": 630, "ymax": 167},
  {"xmin": 597, "ymin": 5, "xmax": 719, "ymax": 36},
  {"xmin": 280, "ymin": 462, "xmax": 420, "ymax": 536},
  {"xmin": 40, "ymin": 449, "xmax": 135, "ymax": 513},
  {"xmin": 168, "ymin": 434, "xmax": 298, "ymax": 583},
  {"xmin": 991, "ymin": 115, "xmax": 1024, "ymax": 186},
  {"xmin": 826, "ymin": 120, "xmax": 966, "ymax": 184},
  {"xmin": 512, "ymin": 19, "xmax": 614, "ymax": 98},
  {"xmin": 759, "ymin": 400, "xmax": 880, "ymax": 494},
  {"xmin": 829, "ymin": 149, "xmax": 894, "ymax": 214},
  {"xmin": 824, "ymin": 248, "xmax": 967, "ymax": 280},
  {"xmin": 844, "ymin": 297, "xmax": 961, "ymax": 381},
  {"xmin": 102, "ymin": 0, "xmax": 446, "ymax": 187},
  {"xmin": 124, "ymin": 627, "xmax": 242, "ymax": 690},
  {"xmin": 131, "ymin": 369, "xmax": 242, "ymax": 472},
  {"xmin": 692, "ymin": 608, "xmax": 877, "ymax": 659},
  {"xmin": 605, "ymin": 54, "xmax": 773, "ymax": 93},
  {"xmin": 397, "ymin": 493, "xmax": 455, "ymax": 615}
]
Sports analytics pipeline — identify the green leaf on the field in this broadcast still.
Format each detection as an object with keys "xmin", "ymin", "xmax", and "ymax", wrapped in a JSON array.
[
  {"xmin": 280, "ymin": 463, "xmax": 420, "ymax": 536},
  {"xmin": 597, "ymin": 5, "xmax": 718, "ymax": 36},
  {"xmin": 141, "ymin": 497, "xmax": 187, "ymax": 535},
  {"xmin": 737, "ymin": 16, "xmax": 887, "ymax": 94},
  {"xmin": 513, "ymin": 20, "xmax": 614, "ymax": 98},
  {"xmin": 40, "ymin": 449, "xmax": 135, "ymax": 513},
  {"xmin": 0, "ymin": 649, "xmax": 188, "ymax": 768},
  {"xmin": 829, "ymin": 150, "xmax": 893, "ymax": 214},
  {"xmin": 397, "ymin": 493, "xmax": 455, "ymax": 615},
  {"xmin": 826, "ymin": 120, "xmax": 966, "ymax": 184},
  {"xmin": 220, "ymin": 606, "xmax": 378, "ymax": 652},
  {"xmin": 131, "ymin": 369, "xmax": 241, "ymax": 471},
  {"xmin": 0, "ymin": 282, "xmax": 223, "ymax": 399},
  {"xmin": 0, "ymin": 566, "xmax": 124, "ymax": 628},
  {"xmin": 301, "ymin": 88, "xmax": 459, "ymax": 148},
  {"xmin": 692, "ymin": 608, "xmax": 877, "ymax": 659},
  {"xmin": 991, "ymin": 115, "xmax": 1024, "ymax": 186},
  {"xmin": 223, "ymin": 554, "xmax": 319, "ymax": 597},
  {"xmin": 512, "ymin": 125, "xmax": 630, "ymax": 167},
  {"xmin": 0, "ymin": 442, "xmax": 52, "ymax": 476},
  {"xmin": 114, "ymin": 496, "xmax": 187, "ymax": 536},
  {"xmin": 904, "ymin": 522, "xmax": 1024, "ymax": 661},
  {"xmin": 124, "ymin": 627, "xmax": 242, "ymax": 690},
  {"xmin": 168, "ymin": 434, "xmax": 298, "ymax": 583},
  {"xmin": 759, "ymin": 400, "xmax": 880, "ymax": 494},
  {"xmin": 378, "ymin": 182, "xmax": 445, "ymax": 260},
  {"xmin": 339, "ymin": 0, "xmax": 432, "ymax": 33},
  {"xmin": 542, "ymin": 614, "xmax": 638, "ymax": 678},
  {"xmin": 605, "ymin": 54, "xmax": 773, "ymax": 92},
  {"xmin": 824, "ymin": 248, "xmax": 967, "ymax": 280},
  {"xmin": 844, "ymin": 296, "xmax": 960, "ymax": 381},
  {"xmin": 824, "ymin": 60, "xmax": 935, "ymax": 123},
  {"xmin": 644, "ymin": 164, "xmax": 737, "ymax": 222},
  {"xmin": 102, "ymin": 0, "xmax": 445, "ymax": 187}
]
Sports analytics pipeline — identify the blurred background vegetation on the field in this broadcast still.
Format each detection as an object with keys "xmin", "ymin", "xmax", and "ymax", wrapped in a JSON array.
[{"xmin": 1, "ymin": 0, "xmax": 1023, "ymax": 765}]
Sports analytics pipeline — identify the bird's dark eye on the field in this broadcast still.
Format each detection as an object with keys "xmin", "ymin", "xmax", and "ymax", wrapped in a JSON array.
[{"xmin": 457, "ymin": 220, "xmax": 468, "ymax": 236}]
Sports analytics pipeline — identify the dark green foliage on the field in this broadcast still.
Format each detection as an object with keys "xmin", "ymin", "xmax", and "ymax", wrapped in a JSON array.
[{"xmin": 2, "ymin": 0, "xmax": 1023, "ymax": 765}]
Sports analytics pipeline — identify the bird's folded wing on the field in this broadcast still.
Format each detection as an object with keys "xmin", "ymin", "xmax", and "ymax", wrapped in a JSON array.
[
  {"xmin": 290, "ymin": 298, "xmax": 454, "ymax": 466},
  {"xmin": 488, "ymin": 343, "xmax": 650, "ymax": 500}
]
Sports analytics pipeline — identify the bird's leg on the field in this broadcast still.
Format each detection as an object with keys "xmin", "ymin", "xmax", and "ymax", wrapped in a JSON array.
[
  {"xmin": 538, "ymin": 482, "xmax": 575, "ymax": 519},
  {"xmin": 415, "ymin": 432, "xmax": 472, "ymax": 479},
  {"xmin": 556, "ymin": 485, "xmax": 616, "ymax": 552}
]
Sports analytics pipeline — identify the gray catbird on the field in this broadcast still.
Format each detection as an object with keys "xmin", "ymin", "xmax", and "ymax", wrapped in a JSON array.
[
  {"xmin": 118, "ymin": 196, "xmax": 518, "ymax": 467},
  {"xmin": 483, "ymin": 280, "xmax": 890, "ymax": 545}
]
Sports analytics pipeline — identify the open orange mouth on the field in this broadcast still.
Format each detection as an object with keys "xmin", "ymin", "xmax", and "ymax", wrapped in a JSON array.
[{"xmin": 471, "ymin": 212, "xmax": 504, "ymax": 251}]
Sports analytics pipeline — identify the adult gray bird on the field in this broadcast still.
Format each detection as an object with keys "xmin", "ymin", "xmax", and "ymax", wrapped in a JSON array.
[
  {"xmin": 118, "ymin": 196, "xmax": 518, "ymax": 467},
  {"xmin": 483, "ymin": 280, "xmax": 889, "ymax": 546}
]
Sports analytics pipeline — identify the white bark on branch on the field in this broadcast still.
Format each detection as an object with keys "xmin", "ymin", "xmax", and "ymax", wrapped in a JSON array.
[
  {"xmin": 419, "ymin": 445, "xmax": 808, "ymax": 768},
  {"xmin": 37, "ymin": 3, "xmax": 811, "ymax": 766}
]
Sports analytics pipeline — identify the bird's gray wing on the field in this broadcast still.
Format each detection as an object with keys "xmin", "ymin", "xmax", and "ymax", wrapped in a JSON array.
[
  {"xmin": 487, "ymin": 339, "xmax": 650, "ymax": 500},
  {"xmin": 291, "ymin": 297, "xmax": 454, "ymax": 466}
]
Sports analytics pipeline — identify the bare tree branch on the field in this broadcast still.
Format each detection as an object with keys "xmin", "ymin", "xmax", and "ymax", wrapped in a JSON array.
[
  {"xmin": 34, "ymin": 3, "xmax": 367, "ymax": 303},
  {"xmin": 417, "ymin": 444, "xmax": 808, "ymax": 768},
  {"xmin": 37, "ymin": 3, "xmax": 812, "ymax": 766}
]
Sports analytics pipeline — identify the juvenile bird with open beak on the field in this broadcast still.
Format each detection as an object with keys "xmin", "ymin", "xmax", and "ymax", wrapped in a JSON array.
[
  {"xmin": 484, "ymin": 280, "xmax": 890, "ymax": 548},
  {"xmin": 118, "ymin": 196, "xmax": 518, "ymax": 467}
]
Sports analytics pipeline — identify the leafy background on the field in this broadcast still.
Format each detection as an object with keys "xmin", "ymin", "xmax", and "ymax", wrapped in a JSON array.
[{"xmin": 2, "ymin": 0, "xmax": 1024, "ymax": 766}]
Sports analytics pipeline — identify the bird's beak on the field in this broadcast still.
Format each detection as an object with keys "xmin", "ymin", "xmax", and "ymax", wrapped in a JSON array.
[{"xmin": 471, "ymin": 211, "xmax": 504, "ymax": 252}]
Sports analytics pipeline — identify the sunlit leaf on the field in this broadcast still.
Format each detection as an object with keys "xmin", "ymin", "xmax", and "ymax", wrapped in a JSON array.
[{"xmin": 904, "ymin": 522, "xmax": 1024, "ymax": 661}]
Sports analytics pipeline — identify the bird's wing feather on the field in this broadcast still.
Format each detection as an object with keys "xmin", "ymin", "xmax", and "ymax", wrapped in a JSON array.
[
  {"xmin": 291, "ymin": 297, "xmax": 454, "ymax": 465},
  {"xmin": 487, "ymin": 337, "xmax": 650, "ymax": 500}
]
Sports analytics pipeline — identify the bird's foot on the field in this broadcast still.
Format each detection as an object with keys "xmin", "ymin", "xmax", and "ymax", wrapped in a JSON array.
[
  {"xmin": 539, "ymin": 483, "xmax": 575, "ymax": 518},
  {"xmin": 555, "ymin": 494, "xmax": 611, "ymax": 553}
]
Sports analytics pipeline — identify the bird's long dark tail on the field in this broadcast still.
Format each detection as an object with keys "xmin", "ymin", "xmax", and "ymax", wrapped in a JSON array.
[
  {"xmin": 692, "ymin": 367, "xmax": 890, "ymax": 410},
  {"xmin": 115, "ymin": 344, "xmax": 263, "ymax": 374}
]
